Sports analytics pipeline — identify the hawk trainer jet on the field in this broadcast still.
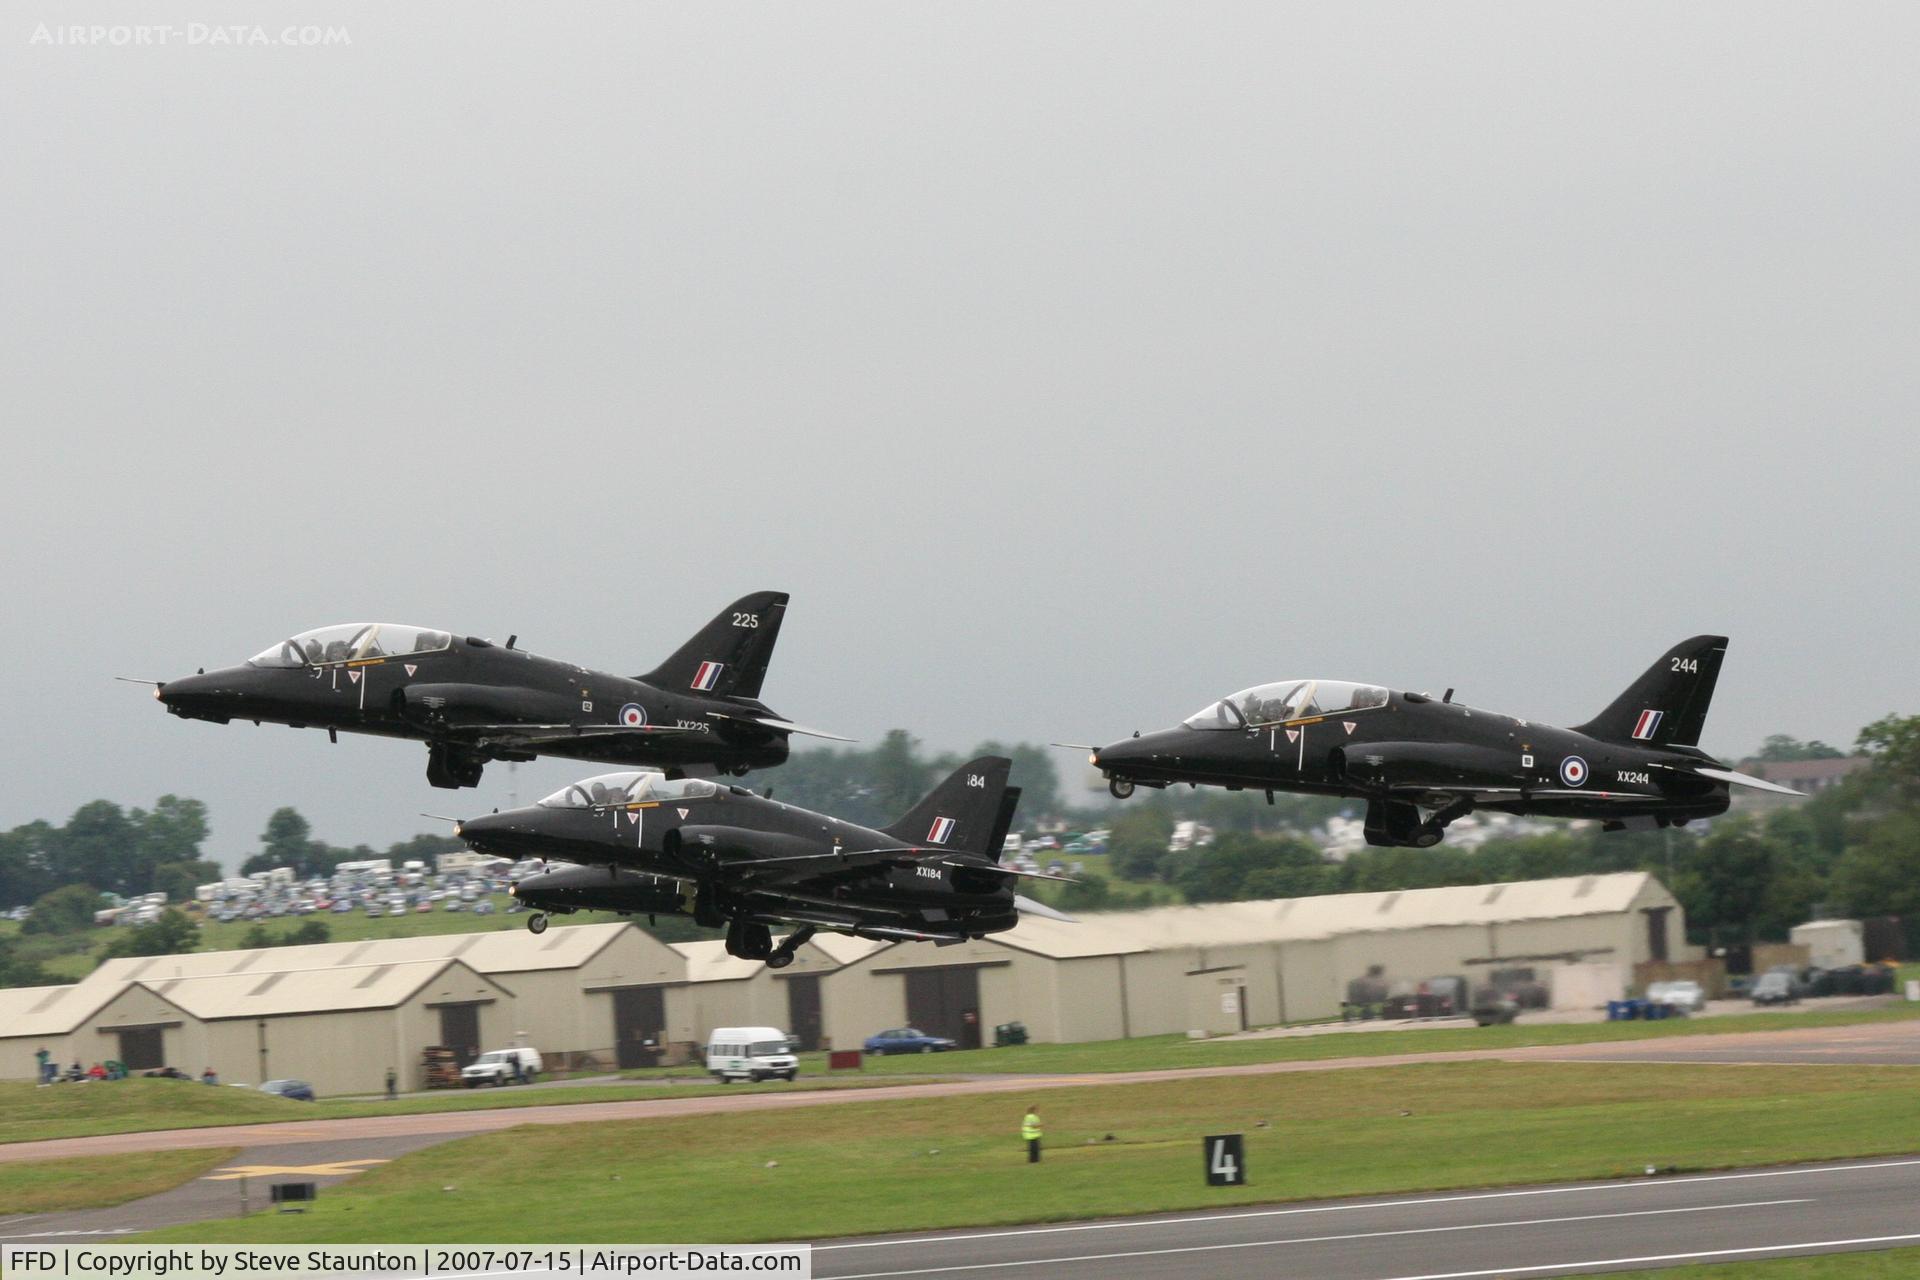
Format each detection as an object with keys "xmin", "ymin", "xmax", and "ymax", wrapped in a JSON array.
[
  {"xmin": 148, "ymin": 592, "xmax": 845, "ymax": 788},
  {"xmin": 455, "ymin": 756, "xmax": 1072, "ymax": 966},
  {"xmin": 1081, "ymin": 635, "xmax": 1800, "ymax": 848}
]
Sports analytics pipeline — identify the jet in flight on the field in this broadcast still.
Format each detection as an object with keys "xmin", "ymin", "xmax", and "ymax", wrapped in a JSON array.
[
  {"xmin": 1079, "ymin": 636, "xmax": 1800, "ymax": 848},
  {"xmin": 147, "ymin": 592, "xmax": 845, "ymax": 788},
  {"xmin": 455, "ymin": 756, "xmax": 1072, "ymax": 966}
]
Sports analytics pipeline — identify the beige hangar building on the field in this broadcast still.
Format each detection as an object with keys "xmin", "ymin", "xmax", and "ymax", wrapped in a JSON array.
[{"xmin": 1, "ymin": 872, "xmax": 1686, "ymax": 1096}]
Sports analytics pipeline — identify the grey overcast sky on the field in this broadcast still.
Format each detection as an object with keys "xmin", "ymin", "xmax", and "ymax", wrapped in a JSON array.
[{"xmin": 2, "ymin": 3, "xmax": 1915, "ymax": 869}]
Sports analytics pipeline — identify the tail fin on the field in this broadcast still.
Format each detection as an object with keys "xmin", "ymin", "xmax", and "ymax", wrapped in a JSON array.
[
  {"xmin": 984, "ymin": 787, "xmax": 1022, "ymax": 865},
  {"xmin": 638, "ymin": 592, "xmax": 788, "ymax": 701},
  {"xmin": 886, "ymin": 756, "xmax": 1015, "ymax": 855},
  {"xmin": 1572, "ymin": 635, "xmax": 1727, "ymax": 749}
]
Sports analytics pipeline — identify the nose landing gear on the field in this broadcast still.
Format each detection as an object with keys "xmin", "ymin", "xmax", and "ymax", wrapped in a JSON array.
[
  {"xmin": 527, "ymin": 912, "xmax": 548, "ymax": 935},
  {"xmin": 1108, "ymin": 777, "xmax": 1135, "ymax": 800}
]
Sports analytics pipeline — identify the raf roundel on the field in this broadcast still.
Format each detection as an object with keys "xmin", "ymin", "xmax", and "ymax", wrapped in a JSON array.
[
  {"xmin": 619, "ymin": 702, "xmax": 647, "ymax": 729},
  {"xmin": 1559, "ymin": 755, "xmax": 1589, "ymax": 788}
]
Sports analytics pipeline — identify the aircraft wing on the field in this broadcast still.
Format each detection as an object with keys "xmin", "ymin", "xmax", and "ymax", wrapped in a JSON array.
[
  {"xmin": 458, "ymin": 723, "xmax": 701, "ymax": 750},
  {"xmin": 1386, "ymin": 785, "xmax": 1669, "ymax": 805},
  {"xmin": 705, "ymin": 710, "xmax": 855, "ymax": 742}
]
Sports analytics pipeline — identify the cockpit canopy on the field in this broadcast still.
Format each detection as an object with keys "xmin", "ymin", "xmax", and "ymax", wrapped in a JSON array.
[
  {"xmin": 249, "ymin": 624, "xmax": 453, "ymax": 668},
  {"xmin": 1182, "ymin": 679, "xmax": 1389, "ymax": 730},
  {"xmin": 538, "ymin": 771, "xmax": 722, "ymax": 809}
]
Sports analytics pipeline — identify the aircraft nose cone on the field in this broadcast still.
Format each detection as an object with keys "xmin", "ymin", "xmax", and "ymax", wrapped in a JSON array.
[
  {"xmin": 456, "ymin": 811, "xmax": 542, "ymax": 857},
  {"xmin": 156, "ymin": 672, "xmax": 224, "ymax": 717}
]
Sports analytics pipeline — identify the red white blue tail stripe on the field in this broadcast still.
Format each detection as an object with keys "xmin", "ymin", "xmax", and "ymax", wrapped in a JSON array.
[
  {"xmin": 927, "ymin": 816, "xmax": 956, "ymax": 845},
  {"xmin": 690, "ymin": 661, "xmax": 724, "ymax": 692},
  {"xmin": 1631, "ymin": 709, "xmax": 1663, "ymax": 741}
]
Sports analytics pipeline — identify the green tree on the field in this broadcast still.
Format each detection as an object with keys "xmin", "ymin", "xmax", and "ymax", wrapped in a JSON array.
[
  {"xmin": 101, "ymin": 909, "xmax": 201, "ymax": 959},
  {"xmin": 0, "ymin": 935, "xmax": 55, "ymax": 989},
  {"xmin": 1675, "ymin": 816, "xmax": 1776, "ymax": 946},
  {"xmin": 1194, "ymin": 835, "xmax": 1334, "ymax": 902},
  {"xmin": 1829, "ymin": 811, "xmax": 1920, "ymax": 920},
  {"xmin": 1753, "ymin": 735, "xmax": 1846, "ymax": 762},
  {"xmin": 151, "ymin": 859, "xmax": 222, "ymax": 904},
  {"xmin": 1856, "ymin": 713, "xmax": 1920, "ymax": 801},
  {"xmin": 1107, "ymin": 805, "xmax": 1176, "ymax": 881},
  {"xmin": 23, "ymin": 883, "xmax": 105, "ymax": 934}
]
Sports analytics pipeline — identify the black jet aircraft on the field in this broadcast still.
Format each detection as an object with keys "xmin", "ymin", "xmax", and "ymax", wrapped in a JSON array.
[
  {"xmin": 453, "ymin": 756, "xmax": 1073, "ymax": 966},
  {"xmin": 1078, "ymin": 636, "xmax": 1801, "ymax": 848},
  {"xmin": 146, "ymin": 592, "xmax": 846, "ymax": 788}
]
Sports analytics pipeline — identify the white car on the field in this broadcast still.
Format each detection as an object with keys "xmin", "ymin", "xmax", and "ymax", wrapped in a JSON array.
[{"xmin": 1646, "ymin": 980, "xmax": 1707, "ymax": 1014}]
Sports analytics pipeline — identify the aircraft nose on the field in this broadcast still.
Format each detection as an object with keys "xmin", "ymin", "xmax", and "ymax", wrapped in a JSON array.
[
  {"xmin": 456, "ymin": 811, "xmax": 542, "ymax": 857},
  {"xmin": 156, "ymin": 672, "xmax": 227, "ymax": 718}
]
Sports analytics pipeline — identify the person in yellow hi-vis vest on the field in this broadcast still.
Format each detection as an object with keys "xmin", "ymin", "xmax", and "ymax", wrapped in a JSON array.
[{"xmin": 1022, "ymin": 1105, "xmax": 1042, "ymax": 1163}]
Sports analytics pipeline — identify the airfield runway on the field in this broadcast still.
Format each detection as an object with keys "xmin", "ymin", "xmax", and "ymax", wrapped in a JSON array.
[
  {"xmin": 809, "ymin": 1156, "xmax": 1920, "ymax": 1279},
  {"xmin": 5, "ymin": 1016, "xmax": 1918, "ymax": 1252}
]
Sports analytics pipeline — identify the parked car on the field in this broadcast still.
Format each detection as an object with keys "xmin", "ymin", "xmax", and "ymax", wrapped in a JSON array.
[
  {"xmin": 460, "ymin": 1047, "xmax": 543, "ymax": 1087},
  {"xmin": 863, "ymin": 1027, "xmax": 957, "ymax": 1055},
  {"xmin": 259, "ymin": 1078, "xmax": 316, "ymax": 1101},
  {"xmin": 1646, "ymin": 980, "xmax": 1707, "ymax": 1014},
  {"xmin": 1751, "ymin": 971, "xmax": 1800, "ymax": 1006}
]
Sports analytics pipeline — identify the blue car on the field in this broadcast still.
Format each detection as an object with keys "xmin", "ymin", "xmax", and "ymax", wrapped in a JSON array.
[
  {"xmin": 259, "ymin": 1078, "xmax": 316, "ymax": 1101},
  {"xmin": 863, "ymin": 1027, "xmax": 957, "ymax": 1056}
]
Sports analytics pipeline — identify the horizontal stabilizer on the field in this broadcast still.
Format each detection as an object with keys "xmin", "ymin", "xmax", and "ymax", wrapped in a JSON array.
[
  {"xmin": 706, "ymin": 710, "xmax": 855, "ymax": 742},
  {"xmin": 1694, "ymin": 765, "xmax": 1806, "ymax": 797},
  {"xmin": 940, "ymin": 860, "xmax": 1078, "ymax": 883},
  {"xmin": 1014, "ymin": 894, "xmax": 1076, "ymax": 923}
]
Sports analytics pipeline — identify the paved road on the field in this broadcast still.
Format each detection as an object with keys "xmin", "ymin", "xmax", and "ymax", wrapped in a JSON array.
[
  {"xmin": 1534, "ymin": 1017, "xmax": 1920, "ymax": 1066},
  {"xmin": 811, "ymin": 1156, "xmax": 1920, "ymax": 1279}
]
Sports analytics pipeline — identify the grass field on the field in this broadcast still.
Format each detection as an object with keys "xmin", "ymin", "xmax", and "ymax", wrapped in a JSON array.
[
  {"xmin": 0, "ymin": 1148, "xmax": 239, "ymax": 1214},
  {"xmin": 0, "ymin": 1074, "xmax": 935, "ymax": 1146},
  {"xmin": 852, "ymin": 1002, "xmax": 1920, "ymax": 1076},
  {"xmin": 1580, "ymin": 1248, "xmax": 1920, "ymax": 1278},
  {"xmin": 139, "ymin": 1060, "xmax": 1920, "ymax": 1244}
]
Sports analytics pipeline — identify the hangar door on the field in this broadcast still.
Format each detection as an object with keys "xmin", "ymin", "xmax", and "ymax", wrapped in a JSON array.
[
  {"xmin": 785, "ymin": 976, "xmax": 823, "ymax": 1052},
  {"xmin": 612, "ymin": 987, "xmax": 667, "ymax": 1069},
  {"xmin": 904, "ymin": 968, "xmax": 982, "ymax": 1049},
  {"xmin": 437, "ymin": 1004, "xmax": 482, "ymax": 1067},
  {"xmin": 116, "ymin": 1026, "xmax": 165, "ymax": 1071}
]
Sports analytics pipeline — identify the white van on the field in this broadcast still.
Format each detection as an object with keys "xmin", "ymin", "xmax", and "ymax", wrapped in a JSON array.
[
  {"xmin": 460, "ymin": 1046, "xmax": 543, "ymax": 1087},
  {"xmin": 705, "ymin": 1027, "xmax": 798, "ymax": 1083}
]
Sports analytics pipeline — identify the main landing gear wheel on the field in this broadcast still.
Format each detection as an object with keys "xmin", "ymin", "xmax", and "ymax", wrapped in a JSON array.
[
  {"xmin": 765, "ymin": 952, "xmax": 794, "ymax": 969},
  {"xmin": 527, "ymin": 912, "xmax": 548, "ymax": 935},
  {"xmin": 1109, "ymin": 778, "xmax": 1135, "ymax": 800}
]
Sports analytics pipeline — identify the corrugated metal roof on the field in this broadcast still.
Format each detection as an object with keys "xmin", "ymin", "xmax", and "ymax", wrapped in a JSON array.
[
  {"xmin": 992, "ymin": 872, "xmax": 1660, "ymax": 958},
  {"xmin": 142, "ymin": 958, "xmax": 503, "ymax": 1019},
  {"xmin": 78, "ymin": 922, "xmax": 635, "ymax": 990},
  {"xmin": 671, "ymin": 941, "xmax": 763, "ymax": 984}
]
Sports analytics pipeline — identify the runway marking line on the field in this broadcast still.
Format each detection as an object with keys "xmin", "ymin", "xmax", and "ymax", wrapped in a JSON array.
[
  {"xmin": 1369, "ymin": 1233, "xmax": 1920, "ymax": 1280},
  {"xmin": 815, "ymin": 1156, "xmax": 1920, "ymax": 1251},
  {"xmin": 821, "ymin": 1199, "xmax": 1806, "ymax": 1279}
]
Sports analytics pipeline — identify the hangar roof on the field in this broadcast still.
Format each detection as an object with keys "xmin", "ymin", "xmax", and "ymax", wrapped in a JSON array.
[
  {"xmin": 135, "ymin": 958, "xmax": 507, "ymax": 1020},
  {"xmin": 994, "ymin": 872, "xmax": 1664, "ymax": 958},
  {"xmin": 0, "ymin": 984, "xmax": 90, "ymax": 1039},
  {"xmin": 80, "ymin": 922, "xmax": 639, "ymax": 991}
]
